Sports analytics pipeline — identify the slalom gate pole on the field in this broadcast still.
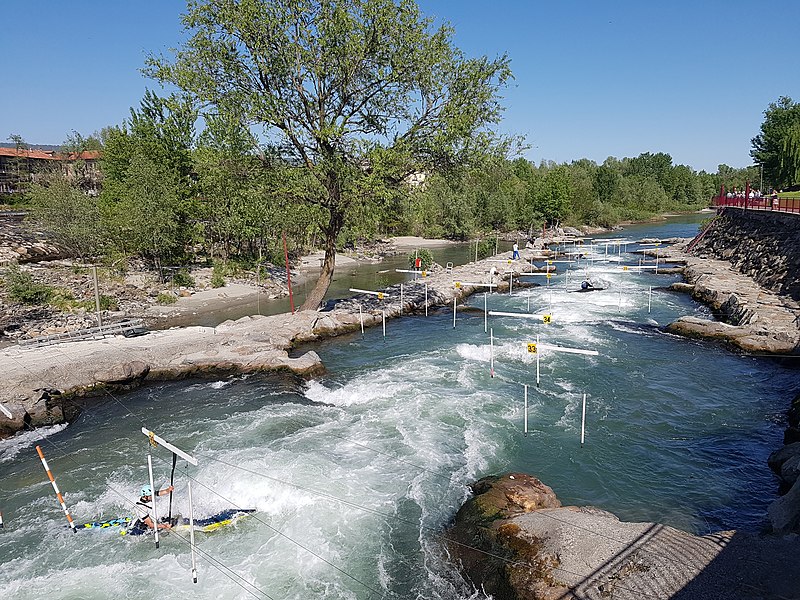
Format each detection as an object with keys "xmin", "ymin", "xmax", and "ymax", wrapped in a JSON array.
[
  {"xmin": 187, "ymin": 478, "xmax": 197, "ymax": 583},
  {"xmin": 490, "ymin": 328, "xmax": 495, "ymax": 378},
  {"xmin": 536, "ymin": 334, "xmax": 540, "ymax": 387},
  {"xmin": 453, "ymin": 296, "xmax": 456, "ymax": 328},
  {"xmin": 618, "ymin": 290, "xmax": 622, "ymax": 312},
  {"xmin": 648, "ymin": 286, "xmax": 652, "ymax": 313},
  {"xmin": 509, "ymin": 273, "xmax": 513, "ymax": 295},
  {"xmin": 36, "ymin": 446, "xmax": 76, "ymax": 533},
  {"xmin": 527, "ymin": 292, "xmax": 530, "ymax": 313},
  {"xmin": 359, "ymin": 303, "xmax": 364, "ymax": 336},
  {"xmin": 400, "ymin": 283, "xmax": 404, "ymax": 315},
  {"xmin": 524, "ymin": 384, "xmax": 528, "ymax": 437},
  {"xmin": 580, "ymin": 393, "xmax": 587, "ymax": 447},
  {"xmin": 147, "ymin": 453, "xmax": 160, "ymax": 548},
  {"xmin": 382, "ymin": 308, "xmax": 386, "ymax": 339},
  {"xmin": 655, "ymin": 248, "xmax": 659, "ymax": 274},
  {"xmin": 0, "ymin": 510, "xmax": 4, "ymax": 529},
  {"xmin": 484, "ymin": 292, "xmax": 488, "ymax": 333},
  {"xmin": 424, "ymin": 283, "xmax": 428, "ymax": 316},
  {"xmin": 168, "ymin": 452, "xmax": 177, "ymax": 523}
]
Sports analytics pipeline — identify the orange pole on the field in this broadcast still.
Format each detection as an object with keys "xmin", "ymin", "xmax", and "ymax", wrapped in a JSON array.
[{"xmin": 36, "ymin": 445, "xmax": 76, "ymax": 533}]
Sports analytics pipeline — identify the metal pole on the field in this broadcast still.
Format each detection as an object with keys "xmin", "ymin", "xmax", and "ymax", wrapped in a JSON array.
[
  {"xmin": 580, "ymin": 393, "xmax": 587, "ymax": 447},
  {"xmin": 484, "ymin": 292, "xmax": 488, "ymax": 333},
  {"xmin": 147, "ymin": 453, "xmax": 160, "ymax": 548},
  {"xmin": 400, "ymin": 283, "xmax": 404, "ymax": 315},
  {"xmin": 382, "ymin": 308, "xmax": 386, "ymax": 338},
  {"xmin": 509, "ymin": 273, "xmax": 513, "ymax": 295},
  {"xmin": 648, "ymin": 286, "xmax": 652, "ymax": 313},
  {"xmin": 188, "ymin": 478, "xmax": 197, "ymax": 583},
  {"xmin": 536, "ymin": 334, "xmax": 540, "ymax": 387},
  {"xmin": 424, "ymin": 283, "xmax": 428, "ymax": 316},
  {"xmin": 524, "ymin": 384, "xmax": 528, "ymax": 437},
  {"xmin": 453, "ymin": 296, "xmax": 457, "ymax": 328},
  {"xmin": 359, "ymin": 303, "xmax": 364, "ymax": 336},
  {"xmin": 490, "ymin": 328, "xmax": 494, "ymax": 378},
  {"xmin": 92, "ymin": 265, "xmax": 102, "ymax": 327}
]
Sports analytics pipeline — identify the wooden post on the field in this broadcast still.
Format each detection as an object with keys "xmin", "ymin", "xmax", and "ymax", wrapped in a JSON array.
[{"xmin": 92, "ymin": 265, "xmax": 102, "ymax": 327}]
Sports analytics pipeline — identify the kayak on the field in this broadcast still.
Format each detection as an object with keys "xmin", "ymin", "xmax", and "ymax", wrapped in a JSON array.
[{"xmin": 80, "ymin": 509, "xmax": 256, "ymax": 536}]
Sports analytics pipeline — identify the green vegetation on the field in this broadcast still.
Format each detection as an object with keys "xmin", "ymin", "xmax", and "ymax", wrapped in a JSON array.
[
  {"xmin": 172, "ymin": 270, "xmax": 195, "ymax": 288},
  {"xmin": 751, "ymin": 96, "xmax": 800, "ymax": 190},
  {"xmin": 2, "ymin": 266, "xmax": 54, "ymax": 305},
  {"xmin": 407, "ymin": 249, "xmax": 434, "ymax": 270},
  {"xmin": 156, "ymin": 292, "xmax": 178, "ymax": 305},
  {"xmin": 210, "ymin": 263, "xmax": 226, "ymax": 289}
]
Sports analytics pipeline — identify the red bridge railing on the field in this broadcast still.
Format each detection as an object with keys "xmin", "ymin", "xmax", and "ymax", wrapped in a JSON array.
[{"xmin": 712, "ymin": 195, "xmax": 800, "ymax": 214}]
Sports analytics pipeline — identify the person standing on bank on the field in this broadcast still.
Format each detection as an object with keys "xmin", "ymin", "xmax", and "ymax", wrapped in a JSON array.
[
  {"xmin": 133, "ymin": 484, "xmax": 174, "ymax": 531},
  {"xmin": 512, "ymin": 242, "xmax": 520, "ymax": 260}
]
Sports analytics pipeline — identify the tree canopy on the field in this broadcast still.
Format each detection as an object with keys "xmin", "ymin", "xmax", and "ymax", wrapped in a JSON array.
[
  {"xmin": 751, "ymin": 96, "xmax": 800, "ymax": 189},
  {"xmin": 145, "ymin": 0, "xmax": 513, "ymax": 309}
]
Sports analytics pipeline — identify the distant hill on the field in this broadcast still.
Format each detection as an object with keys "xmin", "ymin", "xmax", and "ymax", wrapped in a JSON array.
[{"xmin": 0, "ymin": 143, "xmax": 60, "ymax": 152}]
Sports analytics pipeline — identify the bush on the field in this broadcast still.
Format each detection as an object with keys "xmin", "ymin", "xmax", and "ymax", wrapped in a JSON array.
[
  {"xmin": 407, "ymin": 248, "xmax": 434, "ymax": 270},
  {"xmin": 2, "ymin": 265, "xmax": 54, "ymax": 305},
  {"xmin": 475, "ymin": 239, "xmax": 494, "ymax": 260},
  {"xmin": 211, "ymin": 263, "xmax": 226, "ymax": 288},
  {"xmin": 156, "ymin": 292, "xmax": 177, "ymax": 305},
  {"xmin": 172, "ymin": 270, "xmax": 195, "ymax": 287}
]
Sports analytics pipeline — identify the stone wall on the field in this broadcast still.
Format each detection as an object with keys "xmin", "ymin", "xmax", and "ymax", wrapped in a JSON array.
[{"xmin": 691, "ymin": 208, "xmax": 800, "ymax": 302}]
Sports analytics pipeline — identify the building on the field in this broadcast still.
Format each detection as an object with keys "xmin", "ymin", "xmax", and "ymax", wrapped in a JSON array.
[{"xmin": 0, "ymin": 148, "xmax": 102, "ymax": 195}]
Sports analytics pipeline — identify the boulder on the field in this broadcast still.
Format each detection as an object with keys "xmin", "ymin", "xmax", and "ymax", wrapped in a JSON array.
[{"xmin": 768, "ymin": 477, "xmax": 800, "ymax": 534}]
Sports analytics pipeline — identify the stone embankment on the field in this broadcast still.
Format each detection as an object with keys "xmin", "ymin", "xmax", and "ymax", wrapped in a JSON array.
[
  {"xmin": 447, "ymin": 473, "xmax": 800, "ymax": 600},
  {"xmin": 0, "ymin": 251, "xmax": 543, "ymax": 438}
]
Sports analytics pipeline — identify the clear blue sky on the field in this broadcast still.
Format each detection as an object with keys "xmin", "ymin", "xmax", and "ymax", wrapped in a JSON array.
[{"xmin": 2, "ymin": 0, "xmax": 798, "ymax": 173}]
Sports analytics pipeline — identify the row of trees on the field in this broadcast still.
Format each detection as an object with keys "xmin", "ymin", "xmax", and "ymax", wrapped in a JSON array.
[{"xmin": 751, "ymin": 96, "xmax": 800, "ymax": 189}]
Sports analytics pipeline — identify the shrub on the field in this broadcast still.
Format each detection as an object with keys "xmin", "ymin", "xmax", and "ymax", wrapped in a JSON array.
[
  {"xmin": 156, "ymin": 292, "xmax": 177, "ymax": 305},
  {"xmin": 2, "ymin": 265, "xmax": 54, "ymax": 305},
  {"xmin": 211, "ymin": 262, "xmax": 226, "ymax": 288},
  {"xmin": 172, "ymin": 270, "xmax": 195, "ymax": 287},
  {"xmin": 407, "ymin": 248, "xmax": 434, "ymax": 270},
  {"xmin": 475, "ymin": 239, "xmax": 494, "ymax": 260}
]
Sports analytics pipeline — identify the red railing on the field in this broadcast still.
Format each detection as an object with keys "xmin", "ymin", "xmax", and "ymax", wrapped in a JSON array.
[{"xmin": 712, "ymin": 195, "xmax": 800, "ymax": 214}]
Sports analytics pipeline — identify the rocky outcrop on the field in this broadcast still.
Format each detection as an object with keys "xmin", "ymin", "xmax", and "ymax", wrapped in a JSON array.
[
  {"xmin": 662, "ymin": 244, "xmax": 800, "ymax": 354},
  {"xmin": 447, "ymin": 473, "xmax": 800, "ymax": 600}
]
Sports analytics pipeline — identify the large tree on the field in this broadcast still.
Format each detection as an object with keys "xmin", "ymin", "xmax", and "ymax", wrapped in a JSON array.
[
  {"xmin": 146, "ymin": 0, "xmax": 512, "ymax": 309},
  {"xmin": 751, "ymin": 96, "xmax": 800, "ymax": 189}
]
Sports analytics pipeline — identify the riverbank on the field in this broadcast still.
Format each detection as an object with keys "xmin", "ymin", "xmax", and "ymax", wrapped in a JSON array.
[{"xmin": 0, "ymin": 247, "xmax": 543, "ymax": 437}]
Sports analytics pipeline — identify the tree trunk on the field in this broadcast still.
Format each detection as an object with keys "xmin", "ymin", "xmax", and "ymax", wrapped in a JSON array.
[{"xmin": 299, "ymin": 213, "xmax": 342, "ymax": 311}]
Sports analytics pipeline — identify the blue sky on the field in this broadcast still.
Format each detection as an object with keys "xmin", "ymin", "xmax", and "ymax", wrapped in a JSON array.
[{"xmin": 2, "ymin": 0, "xmax": 798, "ymax": 172}]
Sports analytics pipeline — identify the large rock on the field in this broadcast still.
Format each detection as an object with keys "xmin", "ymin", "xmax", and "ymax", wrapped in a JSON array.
[
  {"xmin": 447, "ymin": 472, "xmax": 800, "ymax": 599},
  {"xmin": 93, "ymin": 360, "xmax": 150, "ymax": 385}
]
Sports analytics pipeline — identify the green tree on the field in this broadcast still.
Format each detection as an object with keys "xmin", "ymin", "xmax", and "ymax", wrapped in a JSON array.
[
  {"xmin": 751, "ymin": 96, "xmax": 800, "ymax": 189},
  {"xmin": 26, "ymin": 176, "xmax": 104, "ymax": 260},
  {"xmin": 146, "ymin": 0, "xmax": 512, "ymax": 310},
  {"xmin": 100, "ymin": 91, "xmax": 199, "ymax": 267}
]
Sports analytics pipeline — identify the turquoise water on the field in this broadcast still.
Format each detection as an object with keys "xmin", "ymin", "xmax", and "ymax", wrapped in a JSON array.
[{"xmin": 1, "ymin": 214, "xmax": 797, "ymax": 599}]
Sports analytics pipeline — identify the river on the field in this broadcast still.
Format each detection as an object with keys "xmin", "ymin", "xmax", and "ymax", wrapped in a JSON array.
[{"xmin": 1, "ymin": 213, "xmax": 796, "ymax": 599}]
